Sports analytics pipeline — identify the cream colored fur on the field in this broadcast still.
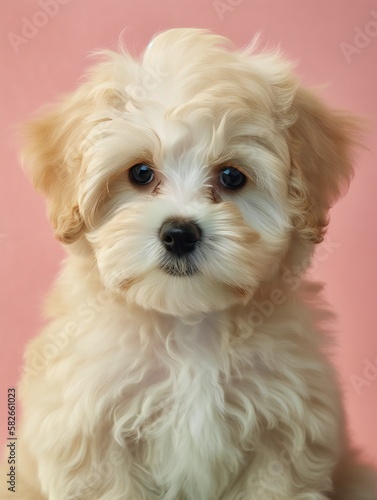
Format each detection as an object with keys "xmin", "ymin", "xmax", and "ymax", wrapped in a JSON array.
[{"xmin": 1, "ymin": 29, "xmax": 376, "ymax": 499}]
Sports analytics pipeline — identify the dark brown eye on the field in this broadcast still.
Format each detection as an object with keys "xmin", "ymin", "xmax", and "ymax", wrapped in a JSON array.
[
  {"xmin": 219, "ymin": 167, "xmax": 246, "ymax": 189},
  {"xmin": 130, "ymin": 163, "xmax": 154, "ymax": 185}
]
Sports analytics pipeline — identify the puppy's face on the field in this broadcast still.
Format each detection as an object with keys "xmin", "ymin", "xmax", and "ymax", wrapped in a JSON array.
[
  {"xmin": 22, "ymin": 29, "xmax": 355, "ymax": 315},
  {"xmin": 85, "ymin": 102, "xmax": 291, "ymax": 315}
]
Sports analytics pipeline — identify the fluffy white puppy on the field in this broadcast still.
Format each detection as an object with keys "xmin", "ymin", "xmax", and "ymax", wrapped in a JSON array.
[{"xmin": 1, "ymin": 28, "xmax": 376, "ymax": 500}]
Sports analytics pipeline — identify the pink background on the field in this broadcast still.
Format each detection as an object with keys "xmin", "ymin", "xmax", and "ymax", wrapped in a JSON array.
[{"xmin": 1, "ymin": 0, "xmax": 376, "ymax": 464}]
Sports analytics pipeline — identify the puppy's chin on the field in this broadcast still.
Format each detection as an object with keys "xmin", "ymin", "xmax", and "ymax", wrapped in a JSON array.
[{"xmin": 114, "ymin": 269, "xmax": 253, "ymax": 316}]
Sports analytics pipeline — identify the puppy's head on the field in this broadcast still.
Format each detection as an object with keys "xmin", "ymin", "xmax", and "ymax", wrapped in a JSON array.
[{"xmin": 22, "ymin": 29, "xmax": 356, "ymax": 315}]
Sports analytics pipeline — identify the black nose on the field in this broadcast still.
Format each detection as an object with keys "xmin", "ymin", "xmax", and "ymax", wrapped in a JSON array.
[{"xmin": 159, "ymin": 220, "xmax": 201, "ymax": 257}]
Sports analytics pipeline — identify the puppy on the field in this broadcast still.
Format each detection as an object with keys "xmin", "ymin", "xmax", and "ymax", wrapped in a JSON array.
[{"xmin": 1, "ymin": 28, "xmax": 376, "ymax": 499}]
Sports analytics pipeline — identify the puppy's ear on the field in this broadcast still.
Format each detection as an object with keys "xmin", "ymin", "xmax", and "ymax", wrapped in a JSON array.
[
  {"xmin": 21, "ymin": 98, "xmax": 89, "ymax": 244},
  {"xmin": 287, "ymin": 87, "xmax": 358, "ymax": 244}
]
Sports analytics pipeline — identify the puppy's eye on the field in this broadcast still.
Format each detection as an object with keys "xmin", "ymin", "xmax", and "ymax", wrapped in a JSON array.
[
  {"xmin": 219, "ymin": 167, "xmax": 246, "ymax": 189},
  {"xmin": 130, "ymin": 163, "xmax": 154, "ymax": 185}
]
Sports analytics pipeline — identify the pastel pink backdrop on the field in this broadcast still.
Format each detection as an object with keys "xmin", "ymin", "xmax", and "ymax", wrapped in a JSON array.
[{"xmin": 1, "ymin": 0, "xmax": 376, "ymax": 465}]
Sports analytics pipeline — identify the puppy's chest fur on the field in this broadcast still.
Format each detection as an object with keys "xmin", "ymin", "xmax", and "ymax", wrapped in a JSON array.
[{"xmin": 114, "ymin": 316, "xmax": 252, "ymax": 499}]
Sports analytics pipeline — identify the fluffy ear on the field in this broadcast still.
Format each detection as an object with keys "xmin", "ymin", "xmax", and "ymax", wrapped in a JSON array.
[
  {"xmin": 287, "ymin": 87, "xmax": 358, "ymax": 244},
  {"xmin": 21, "ymin": 98, "xmax": 89, "ymax": 244}
]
